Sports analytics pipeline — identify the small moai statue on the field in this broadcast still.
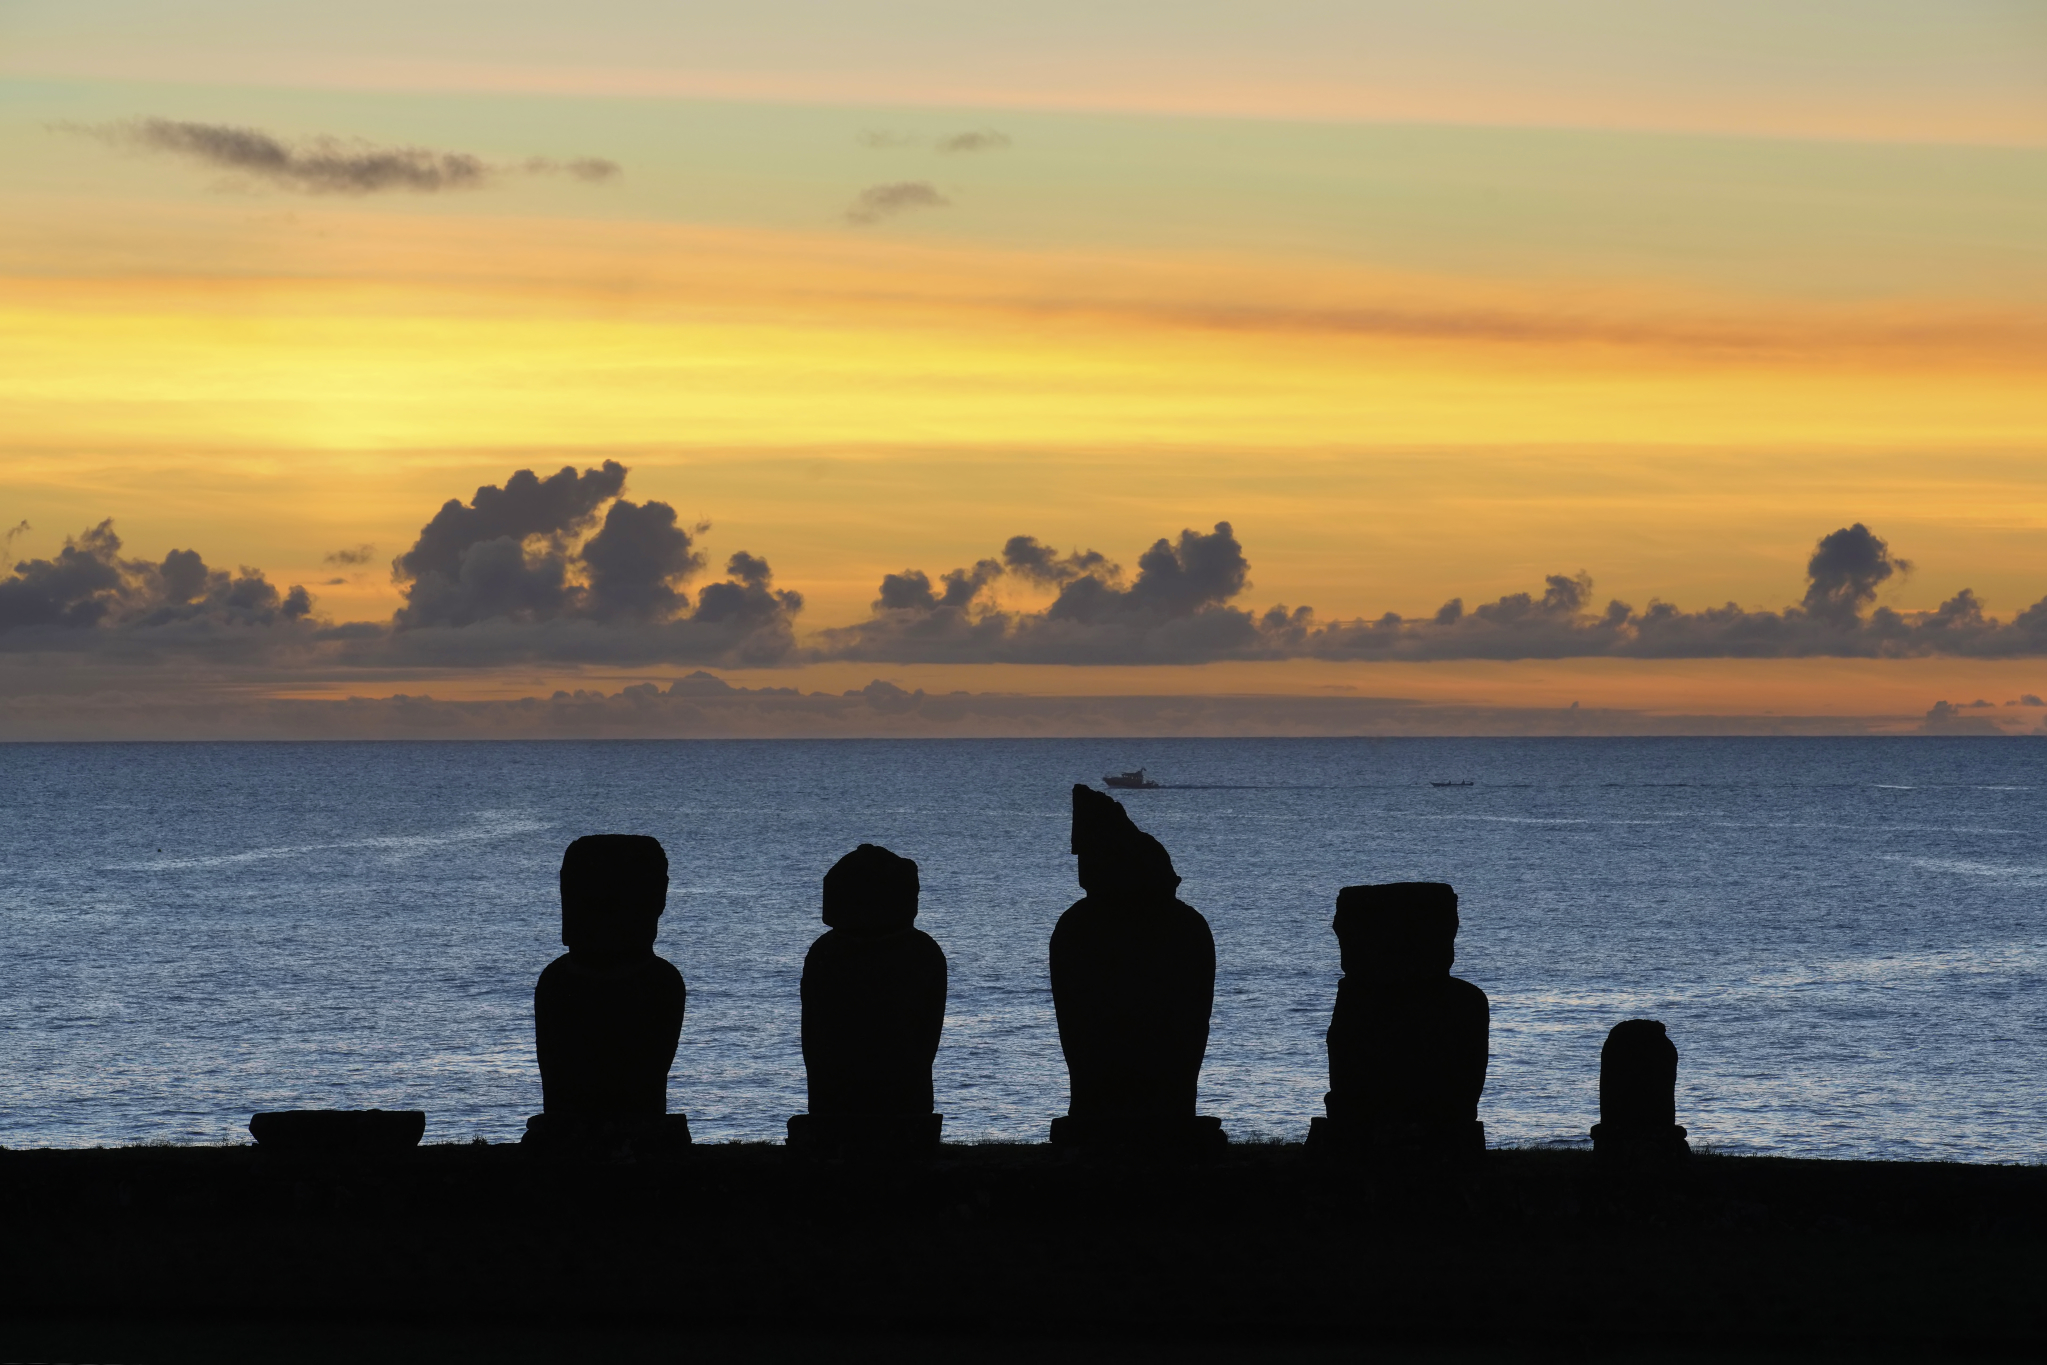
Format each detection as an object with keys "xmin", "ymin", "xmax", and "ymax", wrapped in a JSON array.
[
  {"xmin": 787, "ymin": 843, "xmax": 948, "ymax": 1153},
  {"xmin": 1590, "ymin": 1019, "xmax": 1690, "ymax": 1162},
  {"xmin": 1309, "ymin": 881, "xmax": 1489, "ymax": 1158},
  {"xmin": 527, "ymin": 834, "xmax": 690, "ymax": 1149},
  {"xmin": 1048, "ymin": 784, "xmax": 1223, "ymax": 1150}
]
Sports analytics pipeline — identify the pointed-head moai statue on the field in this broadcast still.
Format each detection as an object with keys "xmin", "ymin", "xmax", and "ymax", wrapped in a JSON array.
[
  {"xmin": 1312, "ymin": 881, "xmax": 1489, "ymax": 1158},
  {"xmin": 528, "ymin": 834, "xmax": 690, "ymax": 1148},
  {"xmin": 788, "ymin": 843, "xmax": 949, "ymax": 1153},
  {"xmin": 1049, "ymin": 784, "xmax": 1223, "ymax": 1150},
  {"xmin": 1590, "ymin": 1019, "xmax": 1690, "ymax": 1163}
]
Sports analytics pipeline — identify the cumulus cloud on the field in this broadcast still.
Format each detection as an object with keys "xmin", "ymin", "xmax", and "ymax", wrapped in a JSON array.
[
  {"xmin": 816, "ymin": 522, "xmax": 1273, "ymax": 664},
  {"xmin": 1803, "ymin": 523, "xmax": 1909, "ymax": 623},
  {"xmin": 813, "ymin": 521, "xmax": 2047, "ymax": 666},
  {"xmin": 0, "ymin": 520, "xmax": 313, "ymax": 657},
  {"xmin": 579, "ymin": 497, "xmax": 708, "ymax": 622},
  {"xmin": 2009, "ymin": 694, "xmax": 2046, "ymax": 707},
  {"xmin": 67, "ymin": 119, "xmax": 621, "ymax": 196},
  {"xmin": 393, "ymin": 462, "xmax": 628, "ymax": 628},
  {"xmin": 1921, "ymin": 700, "xmax": 2006, "ymax": 735},
  {"xmin": 845, "ymin": 181, "xmax": 949, "ymax": 224},
  {"xmin": 9, "ymin": 501, "xmax": 2047, "ymax": 683},
  {"xmin": 1285, "ymin": 525, "xmax": 2045, "ymax": 664},
  {"xmin": 1001, "ymin": 536, "xmax": 1115, "ymax": 587},
  {"xmin": 372, "ymin": 462, "xmax": 799, "ymax": 666},
  {"xmin": 0, "ymin": 463, "xmax": 797, "ymax": 670}
]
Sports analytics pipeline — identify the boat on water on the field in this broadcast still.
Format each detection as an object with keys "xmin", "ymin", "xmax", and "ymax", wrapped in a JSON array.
[
  {"xmin": 1430, "ymin": 780, "xmax": 1474, "ymax": 787},
  {"xmin": 1104, "ymin": 768, "xmax": 1162, "ymax": 789}
]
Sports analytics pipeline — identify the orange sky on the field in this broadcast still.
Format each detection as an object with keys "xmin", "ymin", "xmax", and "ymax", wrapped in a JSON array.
[{"xmin": 3, "ymin": 7, "xmax": 2045, "ymax": 733}]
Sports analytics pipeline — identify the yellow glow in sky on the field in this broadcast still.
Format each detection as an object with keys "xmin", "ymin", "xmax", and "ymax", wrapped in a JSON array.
[{"xmin": 2, "ymin": 49, "xmax": 2045, "ymax": 729}]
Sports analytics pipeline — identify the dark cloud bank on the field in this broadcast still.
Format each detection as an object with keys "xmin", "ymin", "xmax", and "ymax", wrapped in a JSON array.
[
  {"xmin": 4, "ymin": 463, "xmax": 2045, "ymax": 737},
  {"xmin": 68, "ymin": 118, "xmax": 618, "ymax": 195},
  {"xmin": 0, "ymin": 462, "xmax": 797, "ymax": 671},
  {"xmin": 0, "ymin": 521, "xmax": 314, "ymax": 665},
  {"xmin": 819, "ymin": 520, "xmax": 2047, "ymax": 666},
  {"xmin": 3, "ymin": 672, "xmax": 2031, "ymax": 741}
]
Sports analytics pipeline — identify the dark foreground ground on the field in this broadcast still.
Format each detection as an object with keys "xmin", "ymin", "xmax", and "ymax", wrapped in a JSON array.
[{"xmin": 4, "ymin": 1140, "xmax": 2044, "ymax": 1363}]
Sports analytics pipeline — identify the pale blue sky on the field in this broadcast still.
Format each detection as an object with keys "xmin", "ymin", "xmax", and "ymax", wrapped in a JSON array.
[{"xmin": 5, "ymin": 1, "xmax": 2042, "ymax": 141}]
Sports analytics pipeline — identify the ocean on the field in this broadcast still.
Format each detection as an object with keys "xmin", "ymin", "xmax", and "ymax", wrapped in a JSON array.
[{"xmin": 1, "ymin": 737, "xmax": 2041, "ymax": 1160}]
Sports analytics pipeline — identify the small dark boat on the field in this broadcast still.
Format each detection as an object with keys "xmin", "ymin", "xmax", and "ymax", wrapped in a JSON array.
[
  {"xmin": 1104, "ymin": 768, "xmax": 1162, "ymax": 789},
  {"xmin": 1430, "ymin": 780, "xmax": 1474, "ymax": 787}
]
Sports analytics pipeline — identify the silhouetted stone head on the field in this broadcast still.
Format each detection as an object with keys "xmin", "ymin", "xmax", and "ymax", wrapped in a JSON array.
[
  {"xmin": 1333, "ymin": 882, "xmax": 1458, "ymax": 978},
  {"xmin": 560, "ymin": 834, "xmax": 669, "ymax": 964},
  {"xmin": 1600, "ymin": 1018, "xmax": 1679, "ymax": 1130},
  {"xmin": 822, "ymin": 842, "xmax": 920, "ymax": 935},
  {"xmin": 1070, "ymin": 784, "xmax": 1181, "ymax": 900}
]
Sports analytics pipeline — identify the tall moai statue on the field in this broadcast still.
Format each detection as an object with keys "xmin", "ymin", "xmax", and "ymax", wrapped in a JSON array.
[
  {"xmin": 1310, "ymin": 881, "xmax": 1489, "ymax": 1157},
  {"xmin": 1590, "ymin": 1019, "xmax": 1690, "ymax": 1162},
  {"xmin": 788, "ymin": 843, "xmax": 948, "ymax": 1153},
  {"xmin": 1049, "ymin": 784, "xmax": 1223, "ymax": 1149},
  {"xmin": 527, "ymin": 834, "xmax": 690, "ymax": 1148}
]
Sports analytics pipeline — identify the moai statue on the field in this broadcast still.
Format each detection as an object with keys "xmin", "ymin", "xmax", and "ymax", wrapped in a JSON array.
[
  {"xmin": 527, "ymin": 834, "xmax": 690, "ymax": 1149},
  {"xmin": 1049, "ymin": 784, "xmax": 1223, "ymax": 1149},
  {"xmin": 788, "ymin": 843, "xmax": 948, "ymax": 1153},
  {"xmin": 1310, "ymin": 881, "xmax": 1489, "ymax": 1158},
  {"xmin": 1590, "ymin": 1019, "xmax": 1690, "ymax": 1162}
]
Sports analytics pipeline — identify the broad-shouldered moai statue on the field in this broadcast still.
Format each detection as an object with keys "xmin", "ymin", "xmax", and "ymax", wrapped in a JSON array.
[
  {"xmin": 1590, "ymin": 1019, "xmax": 1690, "ymax": 1162},
  {"xmin": 1311, "ymin": 881, "xmax": 1489, "ymax": 1157},
  {"xmin": 1049, "ymin": 784, "xmax": 1222, "ymax": 1148},
  {"xmin": 528, "ymin": 834, "xmax": 689, "ymax": 1147},
  {"xmin": 788, "ymin": 843, "xmax": 948, "ymax": 1152}
]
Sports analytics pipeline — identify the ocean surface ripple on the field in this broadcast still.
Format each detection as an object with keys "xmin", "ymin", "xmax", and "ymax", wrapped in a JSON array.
[{"xmin": 1, "ymin": 737, "xmax": 2041, "ymax": 1160}]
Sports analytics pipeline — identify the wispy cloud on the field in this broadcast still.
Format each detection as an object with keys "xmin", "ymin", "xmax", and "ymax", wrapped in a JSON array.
[
  {"xmin": 935, "ymin": 130, "xmax": 1011, "ymax": 154},
  {"xmin": 521, "ymin": 155, "xmax": 621, "ymax": 182},
  {"xmin": 63, "ymin": 119, "xmax": 621, "ymax": 196},
  {"xmin": 845, "ymin": 181, "xmax": 950, "ymax": 224},
  {"xmin": 323, "ymin": 544, "xmax": 376, "ymax": 567},
  {"xmin": 858, "ymin": 129, "xmax": 1010, "ymax": 154}
]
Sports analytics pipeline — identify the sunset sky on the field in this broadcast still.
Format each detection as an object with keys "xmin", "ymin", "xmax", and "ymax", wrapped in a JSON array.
[{"xmin": 4, "ymin": 1, "xmax": 2045, "ymax": 736}]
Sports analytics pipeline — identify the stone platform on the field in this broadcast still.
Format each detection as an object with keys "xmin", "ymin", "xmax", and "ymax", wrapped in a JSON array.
[{"xmin": 2, "ymin": 1141, "xmax": 2043, "ymax": 1360}]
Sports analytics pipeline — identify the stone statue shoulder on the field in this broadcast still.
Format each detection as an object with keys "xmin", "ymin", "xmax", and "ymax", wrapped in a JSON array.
[{"xmin": 538, "ymin": 950, "xmax": 685, "ymax": 992}]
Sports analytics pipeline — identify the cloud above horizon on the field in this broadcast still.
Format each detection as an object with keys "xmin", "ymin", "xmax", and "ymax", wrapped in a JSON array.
[
  {"xmin": 813, "ymin": 520, "xmax": 2047, "ymax": 665},
  {"xmin": 4, "ymin": 474, "xmax": 2046, "ymax": 675},
  {"xmin": 366, "ymin": 462, "xmax": 802, "ymax": 667},
  {"xmin": 0, "ymin": 520, "xmax": 314, "ymax": 661},
  {"xmin": 0, "ymin": 462, "xmax": 801, "ymax": 669},
  {"xmin": 0, "ymin": 670, "xmax": 1982, "ymax": 743},
  {"xmin": 66, "ymin": 118, "xmax": 619, "ymax": 195}
]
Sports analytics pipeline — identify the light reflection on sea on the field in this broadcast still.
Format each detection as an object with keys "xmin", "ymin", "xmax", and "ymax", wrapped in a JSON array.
[{"xmin": 0, "ymin": 736, "xmax": 2041, "ymax": 1161}]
